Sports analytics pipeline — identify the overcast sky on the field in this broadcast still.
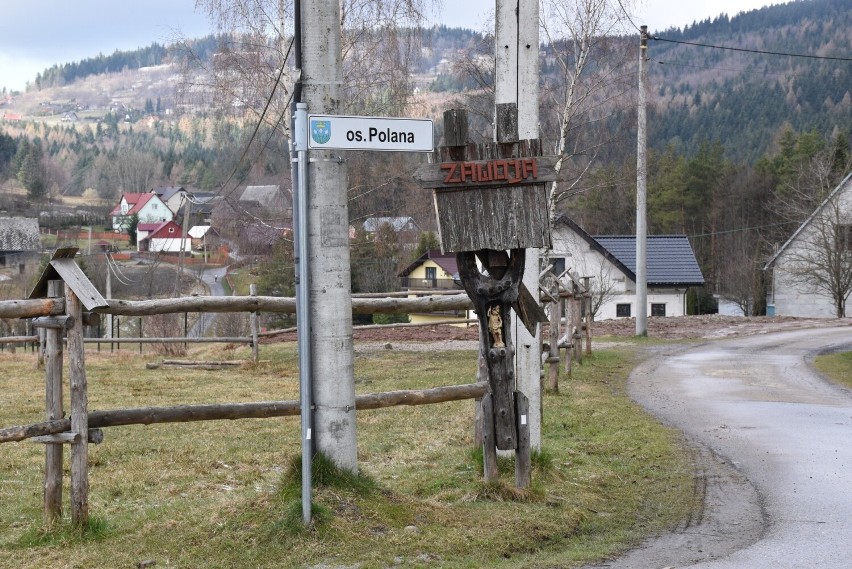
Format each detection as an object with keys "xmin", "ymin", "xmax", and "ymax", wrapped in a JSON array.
[{"xmin": 0, "ymin": 0, "xmax": 783, "ymax": 92}]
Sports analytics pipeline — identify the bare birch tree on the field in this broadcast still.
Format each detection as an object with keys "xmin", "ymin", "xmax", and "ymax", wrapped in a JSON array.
[
  {"xmin": 539, "ymin": 0, "xmax": 637, "ymax": 222},
  {"xmin": 770, "ymin": 139, "xmax": 852, "ymax": 318}
]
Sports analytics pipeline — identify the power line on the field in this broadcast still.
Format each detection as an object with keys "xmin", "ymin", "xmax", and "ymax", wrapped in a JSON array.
[{"xmin": 651, "ymin": 36, "xmax": 852, "ymax": 62}]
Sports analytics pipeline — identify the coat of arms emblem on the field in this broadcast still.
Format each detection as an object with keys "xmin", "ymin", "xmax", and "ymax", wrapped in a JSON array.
[{"xmin": 311, "ymin": 119, "xmax": 331, "ymax": 145}]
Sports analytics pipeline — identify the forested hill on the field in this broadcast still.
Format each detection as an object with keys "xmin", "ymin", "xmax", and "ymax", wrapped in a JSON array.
[
  {"xmin": 645, "ymin": 0, "xmax": 851, "ymax": 162},
  {"xmin": 31, "ymin": 36, "xmax": 220, "ymax": 90}
]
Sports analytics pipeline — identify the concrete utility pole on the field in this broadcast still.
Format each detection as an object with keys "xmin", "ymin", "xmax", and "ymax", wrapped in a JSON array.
[
  {"xmin": 495, "ymin": 0, "xmax": 542, "ymax": 448},
  {"xmin": 300, "ymin": 0, "xmax": 358, "ymax": 472},
  {"xmin": 635, "ymin": 25, "xmax": 649, "ymax": 337}
]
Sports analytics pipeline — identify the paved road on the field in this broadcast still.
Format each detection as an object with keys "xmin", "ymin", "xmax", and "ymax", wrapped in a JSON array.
[
  {"xmin": 588, "ymin": 327, "xmax": 852, "ymax": 568},
  {"xmin": 187, "ymin": 265, "xmax": 229, "ymax": 338}
]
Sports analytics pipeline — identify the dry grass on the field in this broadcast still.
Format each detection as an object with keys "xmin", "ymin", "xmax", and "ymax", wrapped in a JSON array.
[
  {"xmin": 813, "ymin": 350, "xmax": 852, "ymax": 389},
  {"xmin": 0, "ymin": 342, "xmax": 694, "ymax": 568}
]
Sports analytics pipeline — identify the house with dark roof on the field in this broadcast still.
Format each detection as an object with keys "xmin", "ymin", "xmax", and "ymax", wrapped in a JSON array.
[
  {"xmin": 764, "ymin": 172, "xmax": 852, "ymax": 318},
  {"xmin": 398, "ymin": 249, "xmax": 467, "ymax": 324},
  {"xmin": 110, "ymin": 193, "xmax": 172, "ymax": 231},
  {"xmin": 239, "ymin": 185, "xmax": 287, "ymax": 212},
  {"xmin": 552, "ymin": 216, "xmax": 704, "ymax": 320},
  {"xmin": 0, "ymin": 217, "xmax": 41, "ymax": 270},
  {"xmin": 150, "ymin": 186, "xmax": 187, "ymax": 215}
]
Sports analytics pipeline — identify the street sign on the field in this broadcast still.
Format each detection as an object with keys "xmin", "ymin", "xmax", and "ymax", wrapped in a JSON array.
[{"xmin": 308, "ymin": 114, "xmax": 433, "ymax": 152}]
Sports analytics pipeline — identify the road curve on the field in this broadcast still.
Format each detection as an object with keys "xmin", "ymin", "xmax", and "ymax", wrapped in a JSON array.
[{"xmin": 587, "ymin": 327, "xmax": 852, "ymax": 568}]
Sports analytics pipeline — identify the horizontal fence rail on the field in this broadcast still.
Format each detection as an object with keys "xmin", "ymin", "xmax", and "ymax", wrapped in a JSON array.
[
  {"xmin": 0, "ymin": 382, "xmax": 489, "ymax": 444},
  {"xmin": 0, "ymin": 294, "xmax": 473, "ymax": 320}
]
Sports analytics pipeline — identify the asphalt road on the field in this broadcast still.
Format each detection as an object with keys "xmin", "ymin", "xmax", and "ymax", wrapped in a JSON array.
[
  {"xmin": 586, "ymin": 327, "xmax": 852, "ymax": 568},
  {"xmin": 186, "ymin": 265, "xmax": 229, "ymax": 338}
]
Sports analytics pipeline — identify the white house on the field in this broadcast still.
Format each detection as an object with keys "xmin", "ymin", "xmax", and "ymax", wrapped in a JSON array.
[
  {"xmin": 551, "ymin": 216, "xmax": 705, "ymax": 320},
  {"xmin": 764, "ymin": 172, "xmax": 852, "ymax": 318},
  {"xmin": 150, "ymin": 186, "xmax": 188, "ymax": 216},
  {"xmin": 137, "ymin": 220, "xmax": 191, "ymax": 253},
  {"xmin": 110, "ymin": 193, "xmax": 172, "ymax": 231}
]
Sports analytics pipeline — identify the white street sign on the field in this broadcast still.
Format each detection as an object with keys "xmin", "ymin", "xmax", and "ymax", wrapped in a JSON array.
[{"xmin": 308, "ymin": 114, "xmax": 433, "ymax": 152}]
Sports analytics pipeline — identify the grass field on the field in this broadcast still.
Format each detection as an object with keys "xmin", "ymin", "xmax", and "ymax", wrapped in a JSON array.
[
  {"xmin": 813, "ymin": 350, "xmax": 852, "ymax": 389},
  {"xmin": 0, "ymin": 341, "xmax": 695, "ymax": 568}
]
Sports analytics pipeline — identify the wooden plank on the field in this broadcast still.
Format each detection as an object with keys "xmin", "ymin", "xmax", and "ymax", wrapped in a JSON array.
[
  {"xmin": 66, "ymin": 286, "xmax": 89, "ymax": 527},
  {"xmin": 495, "ymin": 103, "xmax": 519, "ymax": 143},
  {"xmin": 43, "ymin": 280, "xmax": 63, "ymax": 527},
  {"xmin": 52, "ymin": 258, "xmax": 108, "ymax": 311},
  {"xmin": 443, "ymin": 109, "xmax": 468, "ymax": 147},
  {"xmin": 434, "ymin": 184, "xmax": 550, "ymax": 251},
  {"xmin": 480, "ymin": 393, "xmax": 499, "ymax": 482},
  {"xmin": 413, "ymin": 155, "xmax": 560, "ymax": 189},
  {"xmin": 514, "ymin": 391, "xmax": 531, "ymax": 489}
]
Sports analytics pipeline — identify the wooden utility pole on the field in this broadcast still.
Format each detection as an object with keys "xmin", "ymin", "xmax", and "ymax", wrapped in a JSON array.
[
  {"xmin": 301, "ymin": 0, "xmax": 358, "ymax": 472},
  {"xmin": 496, "ymin": 0, "xmax": 542, "ymax": 448},
  {"xmin": 635, "ymin": 25, "xmax": 649, "ymax": 336}
]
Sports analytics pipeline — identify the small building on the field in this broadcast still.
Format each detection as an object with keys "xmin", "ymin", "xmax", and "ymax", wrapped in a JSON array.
[
  {"xmin": 551, "ymin": 216, "xmax": 705, "ymax": 320},
  {"xmin": 137, "ymin": 221, "xmax": 191, "ymax": 253},
  {"xmin": 239, "ymin": 185, "xmax": 287, "ymax": 213},
  {"xmin": 764, "ymin": 172, "xmax": 852, "ymax": 318},
  {"xmin": 110, "ymin": 193, "xmax": 171, "ymax": 231},
  {"xmin": 150, "ymin": 186, "xmax": 187, "ymax": 216},
  {"xmin": 398, "ymin": 249, "xmax": 468, "ymax": 325},
  {"xmin": 0, "ymin": 217, "xmax": 40, "ymax": 270}
]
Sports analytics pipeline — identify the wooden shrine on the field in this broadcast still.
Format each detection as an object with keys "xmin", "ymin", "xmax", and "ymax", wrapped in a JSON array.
[{"xmin": 414, "ymin": 106, "xmax": 551, "ymax": 487}]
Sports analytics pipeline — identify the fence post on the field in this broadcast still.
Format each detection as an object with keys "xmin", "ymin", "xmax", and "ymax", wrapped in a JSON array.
[
  {"xmin": 65, "ymin": 283, "xmax": 89, "ymax": 527},
  {"xmin": 43, "ymin": 280, "xmax": 64, "ymax": 526},
  {"xmin": 250, "ymin": 284, "xmax": 259, "ymax": 364},
  {"xmin": 547, "ymin": 287, "xmax": 561, "ymax": 393}
]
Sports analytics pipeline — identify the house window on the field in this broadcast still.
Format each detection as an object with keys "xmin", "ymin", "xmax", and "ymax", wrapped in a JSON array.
[
  {"xmin": 168, "ymin": 227, "xmax": 175, "ymax": 233},
  {"xmin": 651, "ymin": 303, "xmax": 666, "ymax": 317},
  {"xmin": 551, "ymin": 257, "xmax": 565, "ymax": 275},
  {"xmin": 616, "ymin": 303, "xmax": 631, "ymax": 318},
  {"xmin": 836, "ymin": 224, "xmax": 852, "ymax": 252},
  {"xmin": 425, "ymin": 267, "xmax": 437, "ymax": 287}
]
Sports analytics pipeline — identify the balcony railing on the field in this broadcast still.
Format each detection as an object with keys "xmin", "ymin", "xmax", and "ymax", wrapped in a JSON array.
[{"xmin": 400, "ymin": 277, "xmax": 461, "ymax": 291}]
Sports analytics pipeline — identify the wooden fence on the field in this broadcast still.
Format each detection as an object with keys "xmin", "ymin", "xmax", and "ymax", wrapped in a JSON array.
[
  {"xmin": 0, "ymin": 276, "xmax": 593, "ymax": 528},
  {"xmin": 0, "ymin": 289, "xmax": 480, "ymax": 528}
]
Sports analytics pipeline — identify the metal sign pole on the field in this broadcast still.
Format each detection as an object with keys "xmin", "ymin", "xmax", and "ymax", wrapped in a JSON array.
[{"xmin": 292, "ymin": 101, "xmax": 313, "ymax": 524}]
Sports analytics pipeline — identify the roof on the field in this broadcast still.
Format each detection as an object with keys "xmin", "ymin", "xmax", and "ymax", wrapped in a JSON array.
[
  {"xmin": 239, "ymin": 185, "xmax": 284, "ymax": 209},
  {"xmin": 188, "ymin": 225, "xmax": 211, "ymax": 238},
  {"xmin": 555, "ymin": 215, "xmax": 704, "ymax": 286},
  {"xmin": 145, "ymin": 220, "xmax": 184, "ymax": 240},
  {"xmin": 363, "ymin": 217, "xmax": 419, "ymax": 232},
  {"xmin": 110, "ymin": 192, "xmax": 159, "ymax": 216},
  {"xmin": 151, "ymin": 186, "xmax": 186, "ymax": 202},
  {"xmin": 764, "ymin": 171, "xmax": 852, "ymax": 270},
  {"xmin": 595, "ymin": 236, "xmax": 705, "ymax": 286},
  {"xmin": 137, "ymin": 222, "xmax": 162, "ymax": 231},
  {"xmin": 0, "ymin": 217, "xmax": 40, "ymax": 251},
  {"xmin": 398, "ymin": 249, "xmax": 459, "ymax": 278}
]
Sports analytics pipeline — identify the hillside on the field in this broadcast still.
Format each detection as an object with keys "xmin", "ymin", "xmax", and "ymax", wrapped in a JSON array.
[{"xmin": 646, "ymin": 0, "xmax": 851, "ymax": 162}]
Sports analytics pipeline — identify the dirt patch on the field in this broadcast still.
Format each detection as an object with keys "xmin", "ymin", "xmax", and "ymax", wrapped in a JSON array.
[{"xmin": 262, "ymin": 314, "xmax": 852, "ymax": 345}]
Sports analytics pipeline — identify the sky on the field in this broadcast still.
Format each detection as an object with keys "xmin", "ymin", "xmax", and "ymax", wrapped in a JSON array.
[{"xmin": 0, "ymin": 0, "xmax": 783, "ymax": 92}]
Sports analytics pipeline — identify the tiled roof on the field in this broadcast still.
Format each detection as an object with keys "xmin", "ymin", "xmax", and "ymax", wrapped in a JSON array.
[
  {"xmin": 0, "ymin": 217, "xmax": 40, "ymax": 251},
  {"xmin": 594, "ymin": 235, "xmax": 705, "ymax": 286}
]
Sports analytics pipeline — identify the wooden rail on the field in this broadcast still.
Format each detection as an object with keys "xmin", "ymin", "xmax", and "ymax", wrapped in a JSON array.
[
  {"xmin": 0, "ymin": 382, "xmax": 489, "ymax": 443},
  {"xmin": 0, "ymin": 294, "xmax": 472, "ymax": 319}
]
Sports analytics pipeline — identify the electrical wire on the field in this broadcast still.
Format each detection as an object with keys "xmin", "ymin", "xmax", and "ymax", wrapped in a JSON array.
[{"xmin": 651, "ymin": 36, "xmax": 852, "ymax": 62}]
